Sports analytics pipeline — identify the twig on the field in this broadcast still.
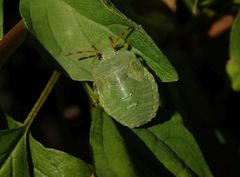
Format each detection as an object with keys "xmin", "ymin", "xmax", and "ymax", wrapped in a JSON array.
[{"xmin": 0, "ymin": 20, "xmax": 27, "ymax": 67}]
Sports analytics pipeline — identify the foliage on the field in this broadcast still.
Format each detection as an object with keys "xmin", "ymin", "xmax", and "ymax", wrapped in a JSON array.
[
  {"xmin": 19, "ymin": 0, "xmax": 177, "ymax": 82},
  {"xmin": 1, "ymin": 0, "xmax": 240, "ymax": 177},
  {"xmin": 0, "ymin": 113, "xmax": 93, "ymax": 177},
  {"xmin": 227, "ymin": 10, "xmax": 240, "ymax": 91},
  {"xmin": 91, "ymin": 106, "xmax": 212, "ymax": 177}
]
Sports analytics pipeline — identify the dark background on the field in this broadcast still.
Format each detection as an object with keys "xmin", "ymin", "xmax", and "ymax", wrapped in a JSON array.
[{"xmin": 1, "ymin": 0, "xmax": 240, "ymax": 176}]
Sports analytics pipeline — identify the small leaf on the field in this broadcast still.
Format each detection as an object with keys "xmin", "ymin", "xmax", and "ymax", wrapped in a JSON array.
[
  {"xmin": 227, "ymin": 11, "xmax": 240, "ymax": 91},
  {"xmin": 0, "ymin": 127, "xmax": 30, "ymax": 177},
  {"xmin": 226, "ymin": 59, "xmax": 240, "ymax": 91},
  {"xmin": 90, "ymin": 106, "xmax": 139, "ymax": 177},
  {"xmin": 19, "ymin": 0, "xmax": 178, "ymax": 82},
  {"xmin": 0, "ymin": 114, "xmax": 94, "ymax": 177},
  {"xmin": 132, "ymin": 113, "xmax": 214, "ymax": 177}
]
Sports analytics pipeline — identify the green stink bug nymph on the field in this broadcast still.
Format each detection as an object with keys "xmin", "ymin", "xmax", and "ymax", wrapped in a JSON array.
[
  {"xmin": 68, "ymin": 27, "xmax": 160, "ymax": 128},
  {"xmin": 92, "ymin": 49, "xmax": 159, "ymax": 128}
]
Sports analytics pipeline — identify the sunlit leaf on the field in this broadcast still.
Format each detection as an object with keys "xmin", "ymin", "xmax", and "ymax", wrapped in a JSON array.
[{"xmin": 19, "ymin": 0, "xmax": 178, "ymax": 82}]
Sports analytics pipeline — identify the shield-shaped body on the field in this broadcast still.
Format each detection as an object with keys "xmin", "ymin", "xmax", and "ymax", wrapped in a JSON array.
[{"xmin": 92, "ymin": 50, "xmax": 159, "ymax": 128}]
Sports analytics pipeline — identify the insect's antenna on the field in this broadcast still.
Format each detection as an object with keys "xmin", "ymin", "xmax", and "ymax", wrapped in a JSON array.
[{"xmin": 109, "ymin": 27, "xmax": 134, "ymax": 50}]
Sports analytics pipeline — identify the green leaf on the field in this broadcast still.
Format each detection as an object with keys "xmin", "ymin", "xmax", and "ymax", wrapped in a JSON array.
[
  {"xmin": 227, "ymin": 11, "xmax": 240, "ymax": 91},
  {"xmin": 90, "ymin": 106, "xmax": 139, "ymax": 177},
  {"xmin": 0, "ymin": 0, "xmax": 3, "ymax": 39},
  {"xmin": 132, "ymin": 113, "xmax": 213, "ymax": 177},
  {"xmin": 0, "ymin": 127, "xmax": 30, "ymax": 177},
  {"xmin": 0, "ymin": 114, "xmax": 94, "ymax": 177},
  {"xmin": 19, "ymin": 0, "xmax": 178, "ymax": 82},
  {"xmin": 226, "ymin": 59, "xmax": 240, "ymax": 91},
  {"xmin": 29, "ymin": 135, "xmax": 94, "ymax": 177},
  {"xmin": 90, "ymin": 107, "xmax": 213, "ymax": 177}
]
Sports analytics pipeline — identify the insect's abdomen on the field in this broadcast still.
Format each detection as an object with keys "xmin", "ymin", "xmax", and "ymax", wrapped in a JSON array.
[{"xmin": 93, "ymin": 51, "xmax": 159, "ymax": 128}]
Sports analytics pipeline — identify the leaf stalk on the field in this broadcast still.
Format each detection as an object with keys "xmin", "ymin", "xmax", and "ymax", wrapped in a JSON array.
[{"xmin": 24, "ymin": 71, "xmax": 60, "ymax": 129}]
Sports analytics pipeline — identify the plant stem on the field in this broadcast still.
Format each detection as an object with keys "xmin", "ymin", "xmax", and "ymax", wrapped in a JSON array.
[
  {"xmin": 0, "ymin": 20, "xmax": 27, "ymax": 67},
  {"xmin": 24, "ymin": 71, "xmax": 60, "ymax": 129},
  {"xmin": 82, "ymin": 82, "xmax": 98, "ymax": 105}
]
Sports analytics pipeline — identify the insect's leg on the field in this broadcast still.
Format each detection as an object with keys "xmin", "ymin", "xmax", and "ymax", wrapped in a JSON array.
[
  {"xmin": 65, "ymin": 50, "xmax": 94, "ymax": 57},
  {"xmin": 65, "ymin": 45, "xmax": 102, "ymax": 61},
  {"xmin": 91, "ymin": 45, "xmax": 102, "ymax": 60},
  {"xmin": 89, "ymin": 45, "xmax": 103, "ymax": 67},
  {"xmin": 83, "ymin": 82, "xmax": 99, "ymax": 107},
  {"xmin": 123, "ymin": 43, "xmax": 131, "ymax": 50},
  {"xmin": 109, "ymin": 27, "xmax": 134, "ymax": 50}
]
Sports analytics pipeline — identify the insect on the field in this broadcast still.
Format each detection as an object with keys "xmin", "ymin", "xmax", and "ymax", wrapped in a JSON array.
[{"xmin": 69, "ymin": 27, "xmax": 160, "ymax": 128}]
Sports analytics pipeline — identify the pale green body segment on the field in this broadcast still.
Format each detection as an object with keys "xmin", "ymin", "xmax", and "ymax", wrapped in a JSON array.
[{"xmin": 92, "ymin": 50, "xmax": 159, "ymax": 128}]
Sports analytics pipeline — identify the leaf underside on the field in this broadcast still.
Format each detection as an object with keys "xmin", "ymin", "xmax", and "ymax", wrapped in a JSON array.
[{"xmin": 19, "ymin": 0, "xmax": 178, "ymax": 82}]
